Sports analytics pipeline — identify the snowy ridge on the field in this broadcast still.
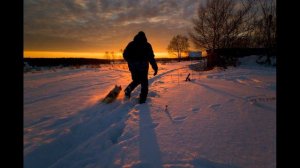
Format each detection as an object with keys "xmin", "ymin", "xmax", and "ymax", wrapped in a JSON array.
[{"xmin": 24, "ymin": 57, "xmax": 276, "ymax": 168}]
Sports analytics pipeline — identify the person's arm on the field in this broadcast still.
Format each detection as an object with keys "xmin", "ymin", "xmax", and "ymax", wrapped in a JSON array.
[
  {"xmin": 123, "ymin": 42, "xmax": 132, "ymax": 62},
  {"xmin": 147, "ymin": 43, "xmax": 158, "ymax": 75}
]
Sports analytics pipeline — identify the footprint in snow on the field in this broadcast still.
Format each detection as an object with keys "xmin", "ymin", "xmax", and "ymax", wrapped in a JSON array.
[
  {"xmin": 148, "ymin": 91, "xmax": 159, "ymax": 98},
  {"xmin": 209, "ymin": 104, "xmax": 221, "ymax": 111},
  {"xmin": 27, "ymin": 115, "xmax": 54, "ymax": 127},
  {"xmin": 142, "ymin": 122, "xmax": 159, "ymax": 129},
  {"xmin": 151, "ymin": 122, "xmax": 159, "ymax": 128},
  {"xmin": 251, "ymin": 78, "xmax": 262, "ymax": 83},
  {"xmin": 189, "ymin": 107, "xmax": 200, "ymax": 113},
  {"xmin": 173, "ymin": 116, "xmax": 187, "ymax": 122},
  {"xmin": 227, "ymin": 98, "xmax": 235, "ymax": 103},
  {"xmin": 155, "ymin": 80, "xmax": 164, "ymax": 84}
]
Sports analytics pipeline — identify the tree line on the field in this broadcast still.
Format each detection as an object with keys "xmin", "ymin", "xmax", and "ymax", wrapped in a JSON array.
[{"xmin": 168, "ymin": 0, "xmax": 276, "ymax": 66}]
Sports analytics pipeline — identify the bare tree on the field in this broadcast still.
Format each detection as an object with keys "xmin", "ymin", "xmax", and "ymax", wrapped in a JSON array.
[
  {"xmin": 105, "ymin": 51, "xmax": 110, "ymax": 60},
  {"xmin": 167, "ymin": 35, "xmax": 190, "ymax": 62},
  {"xmin": 253, "ymin": 0, "xmax": 276, "ymax": 64},
  {"xmin": 189, "ymin": 0, "xmax": 256, "ymax": 68},
  {"xmin": 189, "ymin": 0, "xmax": 255, "ymax": 50},
  {"xmin": 111, "ymin": 51, "xmax": 115, "ymax": 65}
]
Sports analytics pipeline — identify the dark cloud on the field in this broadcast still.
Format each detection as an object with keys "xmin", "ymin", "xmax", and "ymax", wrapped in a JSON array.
[{"xmin": 24, "ymin": 0, "xmax": 202, "ymax": 52}]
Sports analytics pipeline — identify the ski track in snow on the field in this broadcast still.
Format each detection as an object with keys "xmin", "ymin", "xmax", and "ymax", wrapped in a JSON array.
[
  {"xmin": 24, "ymin": 63, "xmax": 186, "ymax": 167},
  {"xmin": 24, "ymin": 58, "xmax": 276, "ymax": 168}
]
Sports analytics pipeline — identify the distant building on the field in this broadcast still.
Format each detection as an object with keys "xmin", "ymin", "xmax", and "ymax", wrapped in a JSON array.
[{"xmin": 188, "ymin": 51, "xmax": 202, "ymax": 60}]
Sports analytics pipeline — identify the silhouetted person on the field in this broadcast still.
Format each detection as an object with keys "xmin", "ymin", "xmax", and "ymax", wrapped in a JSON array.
[{"xmin": 123, "ymin": 31, "xmax": 158, "ymax": 104}]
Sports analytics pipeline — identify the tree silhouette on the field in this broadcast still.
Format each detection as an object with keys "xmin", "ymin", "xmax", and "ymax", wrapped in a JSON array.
[
  {"xmin": 167, "ymin": 35, "xmax": 190, "ymax": 62},
  {"xmin": 189, "ymin": 0, "xmax": 256, "ymax": 68},
  {"xmin": 254, "ymin": 0, "xmax": 276, "ymax": 64},
  {"xmin": 189, "ymin": 0, "xmax": 255, "ymax": 50}
]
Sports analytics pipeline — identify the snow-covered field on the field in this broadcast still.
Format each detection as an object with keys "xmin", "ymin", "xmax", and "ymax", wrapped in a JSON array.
[{"xmin": 24, "ymin": 56, "xmax": 276, "ymax": 168}]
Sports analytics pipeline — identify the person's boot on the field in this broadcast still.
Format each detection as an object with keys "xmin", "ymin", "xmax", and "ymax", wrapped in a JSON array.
[
  {"xmin": 139, "ymin": 98, "xmax": 146, "ymax": 104},
  {"xmin": 139, "ymin": 94, "xmax": 147, "ymax": 104}
]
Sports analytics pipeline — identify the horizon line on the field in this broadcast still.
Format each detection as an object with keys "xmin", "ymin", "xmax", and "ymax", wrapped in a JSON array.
[{"xmin": 23, "ymin": 51, "xmax": 182, "ymax": 59}]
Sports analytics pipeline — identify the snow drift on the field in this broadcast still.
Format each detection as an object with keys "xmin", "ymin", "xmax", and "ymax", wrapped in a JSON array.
[{"xmin": 24, "ymin": 55, "xmax": 276, "ymax": 168}]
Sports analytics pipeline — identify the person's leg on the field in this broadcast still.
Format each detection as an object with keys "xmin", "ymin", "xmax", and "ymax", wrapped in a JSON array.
[
  {"xmin": 125, "ymin": 71, "xmax": 140, "ymax": 98},
  {"xmin": 125, "ymin": 81, "xmax": 140, "ymax": 98},
  {"xmin": 139, "ymin": 71, "xmax": 148, "ymax": 103}
]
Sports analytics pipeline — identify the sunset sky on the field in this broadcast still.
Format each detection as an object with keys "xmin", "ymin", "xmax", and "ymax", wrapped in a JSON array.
[{"xmin": 24, "ymin": 0, "xmax": 203, "ymax": 59}]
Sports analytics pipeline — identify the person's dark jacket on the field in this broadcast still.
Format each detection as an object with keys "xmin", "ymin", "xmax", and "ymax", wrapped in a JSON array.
[{"xmin": 123, "ymin": 32, "xmax": 158, "ymax": 74}]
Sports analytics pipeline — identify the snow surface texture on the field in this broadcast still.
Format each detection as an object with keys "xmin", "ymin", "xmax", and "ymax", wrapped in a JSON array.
[{"xmin": 24, "ymin": 56, "xmax": 276, "ymax": 168}]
